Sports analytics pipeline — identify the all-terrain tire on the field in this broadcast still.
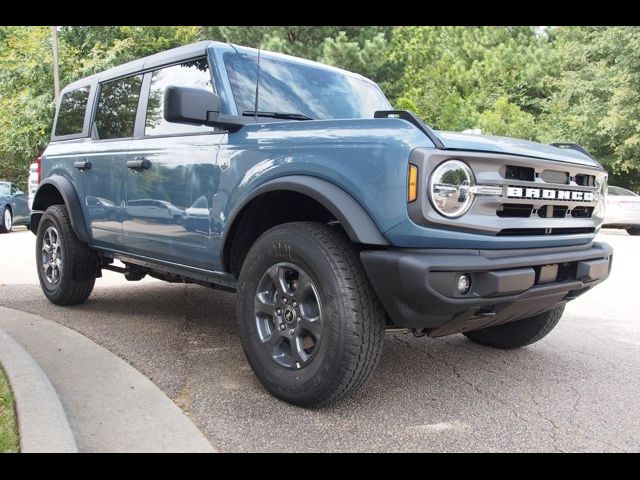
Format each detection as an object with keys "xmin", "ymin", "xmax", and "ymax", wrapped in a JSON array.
[
  {"xmin": 236, "ymin": 221, "xmax": 386, "ymax": 407},
  {"xmin": 463, "ymin": 306, "xmax": 564, "ymax": 349},
  {"xmin": 36, "ymin": 205, "xmax": 97, "ymax": 305},
  {"xmin": 627, "ymin": 227, "xmax": 640, "ymax": 236}
]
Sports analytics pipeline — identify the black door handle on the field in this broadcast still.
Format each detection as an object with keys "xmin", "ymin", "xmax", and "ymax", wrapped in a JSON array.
[
  {"xmin": 127, "ymin": 157, "xmax": 151, "ymax": 170},
  {"xmin": 74, "ymin": 160, "xmax": 91, "ymax": 170}
]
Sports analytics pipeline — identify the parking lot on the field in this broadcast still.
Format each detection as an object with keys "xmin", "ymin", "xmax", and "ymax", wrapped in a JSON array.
[{"xmin": 0, "ymin": 227, "xmax": 638, "ymax": 452}]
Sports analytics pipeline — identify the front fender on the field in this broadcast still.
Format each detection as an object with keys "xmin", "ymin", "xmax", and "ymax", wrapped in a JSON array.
[
  {"xmin": 222, "ymin": 175, "xmax": 389, "ymax": 250},
  {"xmin": 31, "ymin": 175, "xmax": 91, "ymax": 244}
]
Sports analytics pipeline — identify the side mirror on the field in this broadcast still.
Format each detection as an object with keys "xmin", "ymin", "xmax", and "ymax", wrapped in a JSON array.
[
  {"xmin": 164, "ymin": 86, "xmax": 221, "ymax": 126},
  {"xmin": 164, "ymin": 85, "xmax": 252, "ymax": 132}
]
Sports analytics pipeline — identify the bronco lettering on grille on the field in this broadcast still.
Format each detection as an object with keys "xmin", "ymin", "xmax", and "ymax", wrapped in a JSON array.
[{"xmin": 506, "ymin": 186, "xmax": 596, "ymax": 202}]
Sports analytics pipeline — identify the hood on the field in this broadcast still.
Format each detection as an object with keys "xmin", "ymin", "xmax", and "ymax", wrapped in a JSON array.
[{"xmin": 435, "ymin": 131, "xmax": 603, "ymax": 169}]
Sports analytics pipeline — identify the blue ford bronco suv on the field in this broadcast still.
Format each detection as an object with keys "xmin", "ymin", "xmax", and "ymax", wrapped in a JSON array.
[{"xmin": 32, "ymin": 41, "xmax": 612, "ymax": 406}]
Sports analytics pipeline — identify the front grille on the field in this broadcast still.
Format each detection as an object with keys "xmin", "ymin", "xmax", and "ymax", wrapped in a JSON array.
[
  {"xmin": 504, "ymin": 165, "xmax": 535, "ymax": 182},
  {"xmin": 571, "ymin": 206, "xmax": 594, "ymax": 218},
  {"xmin": 540, "ymin": 169, "xmax": 569, "ymax": 184},
  {"xmin": 496, "ymin": 203, "xmax": 533, "ymax": 218},
  {"xmin": 497, "ymin": 227, "xmax": 596, "ymax": 236},
  {"xmin": 496, "ymin": 204, "xmax": 593, "ymax": 219},
  {"xmin": 575, "ymin": 174, "xmax": 596, "ymax": 187},
  {"xmin": 407, "ymin": 149, "xmax": 605, "ymax": 237},
  {"xmin": 537, "ymin": 205, "xmax": 568, "ymax": 218}
]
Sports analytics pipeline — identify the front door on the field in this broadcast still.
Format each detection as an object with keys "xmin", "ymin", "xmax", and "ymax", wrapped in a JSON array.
[{"xmin": 123, "ymin": 58, "xmax": 221, "ymax": 270}]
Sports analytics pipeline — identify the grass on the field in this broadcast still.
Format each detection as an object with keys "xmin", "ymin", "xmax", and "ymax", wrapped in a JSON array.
[{"xmin": 0, "ymin": 365, "xmax": 19, "ymax": 453}]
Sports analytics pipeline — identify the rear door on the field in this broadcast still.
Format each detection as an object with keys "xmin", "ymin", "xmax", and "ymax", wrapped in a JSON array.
[
  {"xmin": 81, "ymin": 74, "xmax": 144, "ymax": 250},
  {"xmin": 123, "ymin": 57, "xmax": 221, "ymax": 270}
]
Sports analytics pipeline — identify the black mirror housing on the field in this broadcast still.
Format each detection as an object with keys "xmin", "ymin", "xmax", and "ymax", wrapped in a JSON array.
[{"xmin": 164, "ymin": 86, "xmax": 222, "ymax": 126}]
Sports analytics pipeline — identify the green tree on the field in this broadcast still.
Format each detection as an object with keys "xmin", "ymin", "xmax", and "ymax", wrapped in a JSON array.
[
  {"xmin": 539, "ymin": 27, "xmax": 640, "ymax": 189},
  {"xmin": 387, "ymin": 26, "xmax": 558, "ymax": 133},
  {"xmin": 0, "ymin": 26, "xmax": 56, "ymax": 187}
]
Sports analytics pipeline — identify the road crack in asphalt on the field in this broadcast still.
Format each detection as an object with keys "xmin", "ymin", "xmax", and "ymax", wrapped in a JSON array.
[{"xmin": 423, "ymin": 344, "xmax": 569, "ymax": 451}]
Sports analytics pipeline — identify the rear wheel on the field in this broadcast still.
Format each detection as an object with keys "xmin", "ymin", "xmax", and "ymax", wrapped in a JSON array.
[
  {"xmin": 236, "ymin": 222, "xmax": 386, "ymax": 407},
  {"xmin": 36, "ymin": 205, "xmax": 97, "ymax": 305},
  {"xmin": 463, "ymin": 306, "xmax": 564, "ymax": 349},
  {"xmin": 0, "ymin": 207, "xmax": 12, "ymax": 233},
  {"xmin": 627, "ymin": 227, "xmax": 640, "ymax": 236}
]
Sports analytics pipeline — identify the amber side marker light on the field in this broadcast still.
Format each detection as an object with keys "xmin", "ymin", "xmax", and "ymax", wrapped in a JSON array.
[{"xmin": 408, "ymin": 164, "xmax": 418, "ymax": 202}]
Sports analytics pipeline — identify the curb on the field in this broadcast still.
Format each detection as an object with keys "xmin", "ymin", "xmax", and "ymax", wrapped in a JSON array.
[
  {"xmin": 0, "ymin": 307, "xmax": 216, "ymax": 453},
  {"xmin": 0, "ymin": 329, "xmax": 78, "ymax": 453}
]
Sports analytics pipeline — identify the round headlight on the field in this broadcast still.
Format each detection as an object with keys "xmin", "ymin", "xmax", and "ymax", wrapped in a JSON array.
[{"xmin": 428, "ymin": 160, "xmax": 475, "ymax": 218}]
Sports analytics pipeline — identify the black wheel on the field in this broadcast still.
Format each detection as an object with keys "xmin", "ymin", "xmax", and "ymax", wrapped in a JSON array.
[
  {"xmin": 36, "ymin": 205, "xmax": 97, "ymax": 305},
  {"xmin": 0, "ymin": 206, "xmax": 12, "ymax": 233},
  {"xmin": 463, "ymin": 306, "xmax": 564, "ymax": 349},
  {"xmin": 236, "ymin": 222, "xmax": 386, "ymax": 407},
  {"xmin": 627, "ymin": 227, "xmax": 640, "ymax": 236}
]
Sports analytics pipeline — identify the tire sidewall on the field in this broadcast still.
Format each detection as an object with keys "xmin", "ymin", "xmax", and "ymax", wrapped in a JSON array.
[{"xmin": 237, "ymin": 226, "xmax": 349, "ymax": 404}]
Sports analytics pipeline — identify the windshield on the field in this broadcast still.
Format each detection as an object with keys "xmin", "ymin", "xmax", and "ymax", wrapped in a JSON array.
[
  {"xmin": 0, "ymin": 183, "xmax": 10, "ymax": 196},
  {"xmin": 224, "ymin": 52, "xmax": 391, "ymax": 120}
]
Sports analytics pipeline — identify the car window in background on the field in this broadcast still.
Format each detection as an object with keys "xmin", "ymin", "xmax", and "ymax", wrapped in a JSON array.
[
  {"xmin": 95, "ymin": 75, "xmax": 143, "ymax": 140},
  {"xmin": 608, "ymin": 186, "xmax": 638, "ymax": 196},
  {"xmin": 10, "ymin": 184, "xmax": 20, "ymax": 195},
  {"xmin": 55, "ymin": 86, "xmax": 91, "ymax": 136},
  {"xmin": 0, "ymin": 183, "xmax": 10, "ymax": 196},
  {"xmin": 223, "ymin": 52, "xmax": 391, "ymax": 120},
  {"xmin": 145, "ymin": 57, "xmax": 214, "ymax": 136}
]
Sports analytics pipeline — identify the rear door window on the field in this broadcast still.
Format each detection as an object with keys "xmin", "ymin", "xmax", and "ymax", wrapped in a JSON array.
[
  {"xmin": 144, "ymin": 57, "xmax": 214, "ymax": 136},
  {"xmin": 55, "ymin": 85, "xmax": 91, "ymax": 136},
  {"xmin": 95, "ymin": 75, "xmax": 143, "ymax": 140}
]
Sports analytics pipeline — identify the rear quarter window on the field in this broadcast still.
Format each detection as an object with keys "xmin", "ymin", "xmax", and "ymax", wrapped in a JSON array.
[{"xmin": 55, "ymin": 86, "xmax": 91, "ymax": 136}]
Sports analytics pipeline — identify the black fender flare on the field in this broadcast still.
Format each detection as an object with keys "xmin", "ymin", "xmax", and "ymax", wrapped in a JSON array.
[
  {"xmin": 31, "ymin": 175, "xmax": 91, "ymax": 244},
  {"xmin": 222, "ymin": 175, "xmax": 389, "ymax": 256}
]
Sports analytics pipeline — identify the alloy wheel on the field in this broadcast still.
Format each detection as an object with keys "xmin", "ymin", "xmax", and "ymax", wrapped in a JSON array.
[
  {"xmin": 254, "ymin": 262, "xmax": 323, "ymax": 370},
  {"xmin": 41, "ymin": 226, "xmax": 62, "ymax": 285}
]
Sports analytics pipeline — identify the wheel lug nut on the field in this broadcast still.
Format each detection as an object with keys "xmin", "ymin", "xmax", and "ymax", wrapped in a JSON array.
[
  {"xmin": 279, "ymin": 324, "xmax": 286, "ymax": 331},
  {"xmin": 282, "ymin": 297, "xmax": 288, "ymax": 304},
  {"xmin": 276, "ymin": 308, "xmax": 282, "ymax": 315},
  {"xmin": 289, "ymin": 329, "xmax": 295, "ymax": 335},
  {"xmin": 293, "ymin": 302, "xmax": 297, "ymax": 308}
]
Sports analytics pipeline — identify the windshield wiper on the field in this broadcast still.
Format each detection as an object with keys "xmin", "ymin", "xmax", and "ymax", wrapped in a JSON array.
[{"xmin": 242, "ymin": 111, "xmax": 314, "ymax": 121}]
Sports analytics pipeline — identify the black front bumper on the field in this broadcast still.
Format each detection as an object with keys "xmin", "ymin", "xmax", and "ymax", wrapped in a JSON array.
[{"xmin": 360, "ymin": 242, "xmax": 612, "ymax": 336}]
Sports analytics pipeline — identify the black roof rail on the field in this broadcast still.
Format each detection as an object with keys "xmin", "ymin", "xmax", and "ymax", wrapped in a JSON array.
[
  {"xmin": 374, "ymin": 110, "xmax": 445, "ymax": 149},
  {"xmin": 550, "ymin": 142, "xmax": 596, "ymax": 160}
]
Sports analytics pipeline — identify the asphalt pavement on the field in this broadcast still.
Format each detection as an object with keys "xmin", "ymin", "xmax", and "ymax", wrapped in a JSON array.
[{"xmin": 0, "ymin": 226, "xmax": 638, "ymax": 452}]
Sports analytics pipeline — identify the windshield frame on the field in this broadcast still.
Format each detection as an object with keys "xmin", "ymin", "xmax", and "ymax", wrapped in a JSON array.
[{"xmin": 220, "ymin": 50, "xmax": 391, "ymax": 121}]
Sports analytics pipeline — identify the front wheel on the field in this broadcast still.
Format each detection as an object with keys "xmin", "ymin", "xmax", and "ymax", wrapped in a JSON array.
[
  {"xmin": 236, "ymin": 222, "xmax": 386, "ymax": 407},
  {"xmin": 463, "ymin": 306, "xmax": 564, "ymax": 349},
  {"xmin": 0, "ymin": 207, "xmax": 12, "ymax": 233},
  {"xmin": 36, "ymin": 205, "xmax": 97, "ymax": 305},
  {"xmin": 627, "ymin": 227, "xmax": 640, "ymax": 236}
]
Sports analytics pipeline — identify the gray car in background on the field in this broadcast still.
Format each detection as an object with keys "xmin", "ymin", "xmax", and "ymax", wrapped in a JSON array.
[
  {"xmin": 604, "ymin": 186, "xmax": 640, "ymax": 235},
  {"xmin": 0, "ymin": 181, "xmax": 30, "ymax": 233}
]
